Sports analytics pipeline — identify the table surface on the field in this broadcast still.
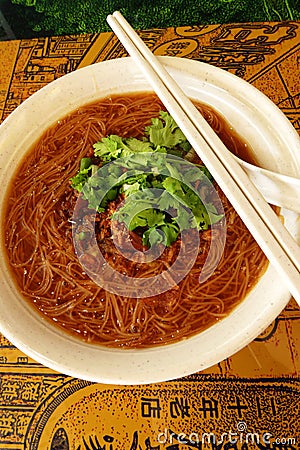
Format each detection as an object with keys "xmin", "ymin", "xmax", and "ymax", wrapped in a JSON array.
[{"xmin": 0, "ymin": 21, "xmax": 299, "ymax": 450}]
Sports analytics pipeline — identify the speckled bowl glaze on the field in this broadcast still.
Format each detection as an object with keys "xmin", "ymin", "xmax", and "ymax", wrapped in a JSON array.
[{"xmin": 0, "ymin": 57, "xmax": 299, "ymax": 384}]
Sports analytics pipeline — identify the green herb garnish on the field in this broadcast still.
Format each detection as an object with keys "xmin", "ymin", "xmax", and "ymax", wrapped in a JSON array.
[{"xmin": 70, "ymin": 111, "xmax": 223, "ymax": 248}]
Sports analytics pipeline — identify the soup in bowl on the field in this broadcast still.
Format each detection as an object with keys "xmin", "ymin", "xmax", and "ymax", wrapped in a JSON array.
[{"xmin": 0, "ymin": 56, "xmax": 299, "ymax": 384}]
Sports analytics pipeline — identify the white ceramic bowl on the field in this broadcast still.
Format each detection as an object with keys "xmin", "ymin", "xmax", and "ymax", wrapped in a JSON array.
[{"xmin": 0, "ymin": 56, "xmax": 299, "ymax": 384}]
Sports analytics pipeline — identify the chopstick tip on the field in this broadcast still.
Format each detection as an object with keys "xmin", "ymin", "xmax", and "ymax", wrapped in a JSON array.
[{"xmin": 107, "ymin": 11, "xmax": 122, "ymax": 26}]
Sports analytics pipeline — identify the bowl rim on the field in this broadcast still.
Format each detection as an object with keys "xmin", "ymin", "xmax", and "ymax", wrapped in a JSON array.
[{"xmin": 0, "ymin": 56, "xmax": 299, "ymax": 385}]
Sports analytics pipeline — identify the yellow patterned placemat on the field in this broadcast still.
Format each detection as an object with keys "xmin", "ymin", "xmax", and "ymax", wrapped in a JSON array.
[{"xmin": 0, "ymin": 22, "xmax": 299, "ymax": 449}]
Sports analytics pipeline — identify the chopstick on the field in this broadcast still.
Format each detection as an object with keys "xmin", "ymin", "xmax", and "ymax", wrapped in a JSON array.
[{"xmin": 106, "ymin": 11, "xmax": 300, "ymax": 304}]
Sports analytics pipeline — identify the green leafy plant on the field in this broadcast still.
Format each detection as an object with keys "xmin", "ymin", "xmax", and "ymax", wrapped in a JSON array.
[{"xmin": 9, "ymin": 0, "xmax": 300, "ymax": 38}]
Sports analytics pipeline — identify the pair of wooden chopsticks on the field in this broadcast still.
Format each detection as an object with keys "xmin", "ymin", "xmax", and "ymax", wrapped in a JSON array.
[{"xmin": 106, "ymin": 11, "xmax": 300, "ymax": 305}]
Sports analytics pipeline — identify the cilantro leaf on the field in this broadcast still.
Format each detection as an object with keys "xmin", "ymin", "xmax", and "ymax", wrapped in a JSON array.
[
  {"xmin": 129, "ymin": 209, "xmax": 166, "ymax": 231},
  {"xmin": 70, "ymin": 158, "xmax": 98, "ymax": 192},
  {"xmin": 145, "ymin": 110, "xmax": 190, "ymax": 149},
  {"xmin": 142, "ymin": 222, "xmax": 179, "ymax": 247},
  {"xmin": 93, "ymin": 135, "xmax": 154, "ymax": 163},
  {"xmin": 143, "ymin": 228, "xmax": 165, "ymax": 247}
]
